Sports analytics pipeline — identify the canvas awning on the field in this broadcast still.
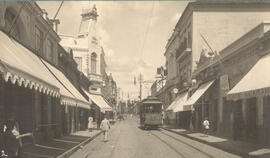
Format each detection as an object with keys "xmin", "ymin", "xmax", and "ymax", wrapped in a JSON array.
[
  {"xmin": 82, "ymin": 89, "xmax": 112, "ymax": 113},
  {"xmin": 166, "ymin": 96, "xmax": 179, "ymax": 111},
  {"xmin": 0, "ymin": 31, "xmax": 60, "ymax": 97},
  {"xmin": 184, "ymin": 80, "xmax": 215, "ymax": 107},
  {"xmin": 173, "ymin": 92, "xmax": 189, "ymax": 112},
  {"xmin": 227, "ymin": 53, "xmax": 270, "ymax": 100},
  {"xmin": 42, "ymin": 60, "xmax": 90, "ymax": 110}
]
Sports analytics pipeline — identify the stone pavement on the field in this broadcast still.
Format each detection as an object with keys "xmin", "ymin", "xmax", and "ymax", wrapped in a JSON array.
[
  {"xmin": 21, "ymin": 129, "xmax": 102, "ymax": 158},
  {"xmin": 163, "ymin": 126, "xmax": 270, "ymax": 158}
]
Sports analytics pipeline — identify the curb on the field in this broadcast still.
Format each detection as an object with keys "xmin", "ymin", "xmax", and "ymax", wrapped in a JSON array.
[
  {"xmin": 162, "ymin": 128, "xmax": 255, "ymax": 158},
  {"xmin": 56, "ymin": 131, "xmax": 102, "ymax": 158}
]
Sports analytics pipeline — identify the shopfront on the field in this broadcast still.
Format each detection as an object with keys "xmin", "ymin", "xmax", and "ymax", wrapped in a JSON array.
[{"xmin": 227, "ymin": 53, "xmax": 270, "ymax": 145}]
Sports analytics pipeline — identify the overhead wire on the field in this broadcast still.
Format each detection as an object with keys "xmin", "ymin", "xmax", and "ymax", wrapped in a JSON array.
[
  {"xmin": 137, "ymin": 2, "xmax": 156, "ymax": 100},
  {"xmin": 139, "ymin": 1, "xmax": 155, "ymax": 59}
]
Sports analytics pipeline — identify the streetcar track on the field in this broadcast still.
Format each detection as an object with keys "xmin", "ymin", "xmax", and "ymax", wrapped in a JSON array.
[
  {"xmin": 150, "ymin": 129, "xmax": 214, "ymax": 158},
  {"xmin": 150, "ymin": 131, "xmax": 187, "ymax": 158}
]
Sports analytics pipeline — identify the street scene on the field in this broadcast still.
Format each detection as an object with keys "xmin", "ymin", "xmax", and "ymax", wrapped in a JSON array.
[{"xmin": 1, "ymin": 1, "xmax": 270, "ymax": 158}]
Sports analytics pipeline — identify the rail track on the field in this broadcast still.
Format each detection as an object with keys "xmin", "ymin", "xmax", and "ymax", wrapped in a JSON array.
[{"xmin": 150, "ymin": 129, "xmax": 214, "ymax": 158}]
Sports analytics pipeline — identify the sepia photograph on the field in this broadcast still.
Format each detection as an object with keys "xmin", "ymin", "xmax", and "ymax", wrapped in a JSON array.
[{"xmin": 0, "ymin": 0, "xmax": 270, "ymax": 157}]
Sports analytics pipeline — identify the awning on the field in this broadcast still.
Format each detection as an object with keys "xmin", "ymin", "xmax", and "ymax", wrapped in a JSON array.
[
  {"xmin": 41, "ymin": 60, "xmax": 90, "ymax": 110},
  {"xmin": 173, "ymin": 92, "xmax": 189, "ymax": 112},
  {"xmin": 227, "ymin": 53, "xmax": 270, "ymax": 100},
  {"xmin": 0, "ymin": 31, "xmax": 60, "ymax": 97},
  {"xmin": 166, "ymin": 95, "xmax": 181, "ymax": 111},
  {"xmin": 184, "ymin": 80, "xmax": 215, "ymax": 107},
  {"xmin": 82, "ymin": 89, "xmax": 112, "ymax": 113}
]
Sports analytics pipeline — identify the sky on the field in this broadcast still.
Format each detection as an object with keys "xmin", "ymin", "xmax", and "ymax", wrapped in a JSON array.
[{"xmin": 37, "ymin": 1, "xmax": 189, "ymax": 100}]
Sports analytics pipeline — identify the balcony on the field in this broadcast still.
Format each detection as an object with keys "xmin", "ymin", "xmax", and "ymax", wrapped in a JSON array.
[
  {"xmin": 176, "ymin": 38, "xmax": 192, "ymax": 61},
  {"xmin": 88, "ymin": 73, "xmax": 103, "ymax": 83}
]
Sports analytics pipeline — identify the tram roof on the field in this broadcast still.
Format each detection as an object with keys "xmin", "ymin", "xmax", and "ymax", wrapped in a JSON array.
[{"xmin": 141, "ymin": 96, "xmax": 162, "ymax": 104}]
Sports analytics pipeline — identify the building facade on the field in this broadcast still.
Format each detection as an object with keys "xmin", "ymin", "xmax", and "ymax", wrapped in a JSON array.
[
  {"xmin": 0, "ymin": 2, "xmax": 91, "ymax": 145},
  {"xmin": 60, "ymin": 5, "xmax": 114, "ymax": 124},
  {"xmin": 193, "ymin": 22, "xmax": 270, "ymax": 145},
  {"xmin": 163, "ymin": 1, "xmax": 270, "ymax": 126},
  {"xmin": 60, "ymin": 5, "xmax": 105, "ymax": 94}
]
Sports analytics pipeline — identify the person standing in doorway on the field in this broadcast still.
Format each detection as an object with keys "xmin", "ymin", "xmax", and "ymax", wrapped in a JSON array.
[{"xmin": 100, "ymin": 116, "xmax": 111, "ymax": 142}]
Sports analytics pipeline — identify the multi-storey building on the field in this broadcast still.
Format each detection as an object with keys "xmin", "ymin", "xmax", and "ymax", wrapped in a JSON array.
[
  {"xmin": 60, "ymin": 5, "xmax": 104, "ymax": 94},
  {"xmin": 60, "ymin": 5, "xmax": 113, "ymax": 123},
  {"xmin": 163, "ymin": 1, "xmax": 270, "ymax": 125},
  {"xmin": 0, "ymin": 1, "xmax": 90, "ymax": 144}
]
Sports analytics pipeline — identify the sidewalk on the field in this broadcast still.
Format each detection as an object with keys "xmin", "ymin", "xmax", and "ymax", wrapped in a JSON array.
[
  {"xmin": 21, "ymin": 129, "xmax": 102, "ymax": 158},
  {"xmin": 163, "ymin": 125, "xmax": 270, "ymax": 158}
]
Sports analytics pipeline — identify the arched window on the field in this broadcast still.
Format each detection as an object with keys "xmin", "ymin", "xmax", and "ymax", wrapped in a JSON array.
[{"xmin": 91, "ymin": 52, "xmax": 97, "ymax": 73}]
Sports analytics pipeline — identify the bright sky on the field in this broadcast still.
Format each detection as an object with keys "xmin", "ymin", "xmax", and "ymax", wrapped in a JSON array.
[{"xmin": 37, "ymin": 1, "xmax": 189, "ymax": 100}]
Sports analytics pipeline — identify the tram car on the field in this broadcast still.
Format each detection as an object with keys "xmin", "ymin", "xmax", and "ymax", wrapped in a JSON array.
[{"xmin": 140, "ymin": 96, "xmax": 163, "ymax": 129}]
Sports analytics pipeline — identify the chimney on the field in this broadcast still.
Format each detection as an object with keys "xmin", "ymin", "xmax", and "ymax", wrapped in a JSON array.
[{"xmin": 41, "ymin": 9, "xmax": 48, "ymax": 20}]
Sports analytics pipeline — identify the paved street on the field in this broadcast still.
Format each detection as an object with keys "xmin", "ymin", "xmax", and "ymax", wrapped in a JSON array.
[{"xmin": 69, "ymin": 116, "xmax": 240, "ymax": 158}]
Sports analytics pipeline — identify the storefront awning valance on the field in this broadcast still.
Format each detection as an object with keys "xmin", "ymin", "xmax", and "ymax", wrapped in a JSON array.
[
  {"xmin": 173, "ymin": 92, "xmax": 189, "ymax": 112},
  {"xmin": 82, "ymin": 89, "xmax": 112, "ymax": 113},
  {"xmin": 184, "ymin": 80, "xmax": 215, "ymax": 107},
  {"xmin": 0, "ymin": 31, "xmax": 60, "ymax": 97},
  {"xmin": 227, "ymin": 53, "xmax": 270, "ymax": 100},
  {"xmin": 42, "ymin": 60, "xmax": 90, "ymax": 110}
]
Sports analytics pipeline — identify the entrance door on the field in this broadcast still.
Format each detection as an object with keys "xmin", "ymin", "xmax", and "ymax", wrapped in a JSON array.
[{"xmin": 246, "ymin": 98, "xmax": 257, "ymax": 141}]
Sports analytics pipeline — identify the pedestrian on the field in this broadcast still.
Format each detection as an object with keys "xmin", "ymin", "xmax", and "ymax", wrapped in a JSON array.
[
  {"xmin": 4, "ymin": 120, "xmax": 21, "ymax": 158},
  {"xmin": 88, "ymin": 116, "xmax": 93, "ymax": 132},
  {"xmin": 203, "ymin": 117, "xmax": 210, "ymax": 136},
  {"xmin": 100, "ymin": 116, "xmax": 111, "ymax": 142},
  {"xmin": 0, "ymin": 121, "xmax": 6, "ymax": 157}
]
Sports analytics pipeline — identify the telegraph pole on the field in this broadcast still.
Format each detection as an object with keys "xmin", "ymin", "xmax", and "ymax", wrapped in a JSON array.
[{"xmin": 139, "ymin": 73, "xmax": 142, "ymax": 102}]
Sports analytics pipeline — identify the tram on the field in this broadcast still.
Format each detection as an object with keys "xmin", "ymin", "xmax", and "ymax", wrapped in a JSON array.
[{"xmin": 140, "ymin": 96, "xmax": 163, "ymax": 129}]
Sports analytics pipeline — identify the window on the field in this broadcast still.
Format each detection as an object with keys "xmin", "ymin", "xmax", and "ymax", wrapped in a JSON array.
[
  {"xmin": 74, "ymin": 57, "xmax": 82, "ymax": 72},
  {"xmin": 4, "ymin": 8, "xmax": 21, "ymax": 40},
  {"xmin": 46, "ymin": 39, "xmax": 53, "ymax": 61},
  {"xmin": 91, "ymin": 52, "xmax": 97, "ymax": 73},
  {"xmin": 35, "ymin": 26, "xmax": 43, "ymax": 55}
]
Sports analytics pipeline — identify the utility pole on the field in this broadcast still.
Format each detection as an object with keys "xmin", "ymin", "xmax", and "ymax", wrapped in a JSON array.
[{"xmin": 139, "ymin": 73, "xmax": 143, "ymax": 102}]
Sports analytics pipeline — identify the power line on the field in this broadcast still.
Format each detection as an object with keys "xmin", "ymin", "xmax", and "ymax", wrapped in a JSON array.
[{"xmin": 139, "ymin": 1, "xmax": 155, "ymax": 59}]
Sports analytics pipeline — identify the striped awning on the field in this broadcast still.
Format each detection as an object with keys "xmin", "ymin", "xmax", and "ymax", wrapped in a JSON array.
[{"xmin": 0, "ymin": 31, "xmax": 60, "ymax": 97}]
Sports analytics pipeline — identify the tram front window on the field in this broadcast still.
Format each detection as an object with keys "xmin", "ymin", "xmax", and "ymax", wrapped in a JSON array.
[{"xmin": 144, "ymin": 104, "xmax": 161, "ymax": 113}]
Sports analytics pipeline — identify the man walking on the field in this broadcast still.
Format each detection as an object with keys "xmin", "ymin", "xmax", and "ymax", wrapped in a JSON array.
[{"xmin": 100, "ymin": 116, "xmax": 111, "ymax": 142}]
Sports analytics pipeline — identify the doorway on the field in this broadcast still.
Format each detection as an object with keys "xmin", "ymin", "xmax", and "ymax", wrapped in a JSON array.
[{"xmin": 246, "ymin": 97, "xmax": 257, "ymax": 141}]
